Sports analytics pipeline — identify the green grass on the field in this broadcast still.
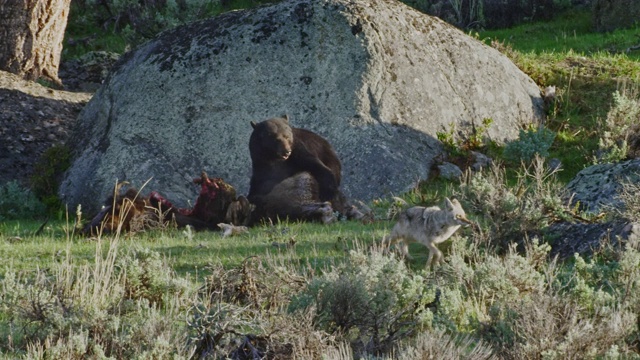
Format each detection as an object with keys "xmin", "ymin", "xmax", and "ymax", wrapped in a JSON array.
[
  {"xmin": 475, "ymin": 9, "xmax": 640, "ymax": 182},
  {"xmin": 14, "ymin": 6, "xmax": 640, "ymax": 262},
  {"xmin": 0, "ymin": 219, "xmax": 391, "ymax": 280},
  {"xmin": 478, "ymin": 10, "xmax": 640, "ymax": 60},
  {"xmin": 4, "ymin": 5, "xmax": 639, "ymax": 358}
]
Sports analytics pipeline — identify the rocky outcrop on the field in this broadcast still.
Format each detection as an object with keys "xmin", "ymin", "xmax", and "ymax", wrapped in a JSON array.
[
  {"xmin": 60, "ymin": 0, "xmax": 544, "ymax": 214},
  {"xmin": 548, "ymin": 221, "xmax": 640, "ymax": 260},
  {"xmin": 546, "ymin": 159, "xmax": 640, "ymax": 259},
  {"xmin": 565, "ymin": 159, "xmax": 640, "ymax": 214}
]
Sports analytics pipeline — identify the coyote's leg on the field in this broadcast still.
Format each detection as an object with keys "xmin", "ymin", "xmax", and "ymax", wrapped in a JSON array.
[
  {"xmin": 398, "ymin": 241, "xmax": 412, "ymax": 260},
  {"xmin": 383, "ymin": 234, "xmax": 412, "ymax": 260},
  {"xmin": 382, "ymin": 234, "xmax": 395, "ymax": 248},
  {"xmin": 425, "ymin": 242, "xmax": 442, "ymax": 268}
]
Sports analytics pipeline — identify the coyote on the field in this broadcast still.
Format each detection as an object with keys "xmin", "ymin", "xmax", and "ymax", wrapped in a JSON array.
[{"xmin": 384, "ymin": 198, "xmax": 472, "ymax": 268}]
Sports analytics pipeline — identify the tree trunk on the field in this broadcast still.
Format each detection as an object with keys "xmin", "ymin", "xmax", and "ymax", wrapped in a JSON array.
[{"xmin": 0, "ymin": 0, "xmax": 71, "ymax": 86}]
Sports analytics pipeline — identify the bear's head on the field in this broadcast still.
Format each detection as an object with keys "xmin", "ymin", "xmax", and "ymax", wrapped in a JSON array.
[{"xmin": 250, "ymin": 116, "xmax": 294, "ymax": 161}]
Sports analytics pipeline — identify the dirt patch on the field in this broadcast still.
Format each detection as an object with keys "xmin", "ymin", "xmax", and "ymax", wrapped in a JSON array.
[
  {"xmin": 0, "ymin": 61, "xmax": 107, "ymax": 188},
  {"xmin": 0, "ymin": 51, "xmax": 119, "ymax": 189}
]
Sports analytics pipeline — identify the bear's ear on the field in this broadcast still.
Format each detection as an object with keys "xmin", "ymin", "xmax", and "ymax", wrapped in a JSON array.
[
  {"xmin": 282, "ymin": 114, "xmax": 289, "ymax": 122},
  {"xmin": 251, "ymin": 121, "xmax": 257, "ymax": 129}
]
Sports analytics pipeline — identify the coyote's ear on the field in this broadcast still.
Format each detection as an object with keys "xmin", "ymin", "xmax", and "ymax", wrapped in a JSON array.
[
  {"xmin": 444, "ymin": 197, "xmax": 454, "ymax": 210},
  {"xmin": 422, "ymin": 207, "xmax": 430, "ymax": 220}
]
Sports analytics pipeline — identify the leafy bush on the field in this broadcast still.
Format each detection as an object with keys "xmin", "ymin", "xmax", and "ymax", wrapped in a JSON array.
[
  {"xmin": 503, "ymin": 126, "xmax": 556, "ymax": 164},
  {"xmin": 187, "ymin": 298, "xmax": 263, "ymax": 358},
  {"xmin": 396, "ymin": 331, "xmax": 495, "ymax": 360},
  {"xmin": 186, "ymin": 257, "xmax": 335, "ymax": 358},
  {"xmin": 70, "ymin": 0, "xmax": 279, "ymax": 50},
  {"xmin": 437, "ymin": 118, "xmax": 494, "ymax": 159},
  {"xmin": 489, "ymin": 290, "xmax": 635, "ymax": 359},
  {"xmin": 437, "ymin": 230, "xmax": 639, "ymax": 359},
  {"xmin": 118, "ymin": 247, "xmax": 192, "ymax": 306},
  {"xmin": 455, "ymin": 156, "xmax": 571, "ymax": 250},
  {"xmin": 594, "ymin": 89, "xmax": 640, "ymax": 163},
  {"xmin": 482, "ymin": 245, "xmax": 639, "ymax": 359},
  {"xmin": 0, "ymin": 181, "xmax": 47, "ymax": 220},
  {"xmin": 435, "ymin": 237, "xmax": 551, "ymax": 335},
  {"xmin": 78, "ymin": 0, "xmax": 213, "ymax": 41},
  {"xmin": 30, "ymin": 145, "xmax": 72, "ymax": 212},
  {"xmin": 615, "ymin": 180, "xmax": 640, "ymax": 221},
  {"xmin": 0, "ymin": 240, "xmax": 193, "ymax": 358},
  {"xmin": 289, "ymin": 246, "xmax": 435, "ymax": 356}
]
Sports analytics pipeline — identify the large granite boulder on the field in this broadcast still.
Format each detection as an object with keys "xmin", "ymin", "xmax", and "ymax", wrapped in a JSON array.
[{"xmin": 60, "ymin": 0, "xmax": 544, "ymax": 214}]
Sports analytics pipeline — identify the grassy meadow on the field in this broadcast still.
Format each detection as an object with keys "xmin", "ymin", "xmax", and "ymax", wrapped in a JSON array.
[
  {"xmin": 2, "ymin": 4, "xmax": 640, "ymax": 359},
  {"xmin": 0, "ymin": 217, "xmax": 391, "ymax": 278}
]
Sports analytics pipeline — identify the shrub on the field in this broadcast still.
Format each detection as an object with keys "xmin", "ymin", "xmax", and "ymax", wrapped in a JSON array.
[
  {"xmin": 0, "ymin": 180, "xmax": 47, "ymax": 220},
  {"xmin": 118, "ymin": 247, "xmax": 192, "ymax": 306},
  {"xmin": 80, "ymin": 0, "xmax": 215, "ymax": 40},
  {"xmin": 0, "ymin": 240, "xmax": 194, "ymax": 358},
  {"xmin": 503, "ymin": 126, "xmax": 556, "ymax": 164},
  {"xmin": 186, "ymin": 298, "xmax": 263, "ymax": 358},
  {"xmin": 396, "ymin": 330, "xmax": 495, "ymax": 360},
  {"xmin": 186, "ymin": 257, "xmax": 330, "ymax": 358},
  {"xmin": 594, "ymin": 89, "xmax": 640, "ymax": 163},
  {"xmin": 71, "ymin": 0, "xmax": 279, "ymax": 49},
  {"xmin": 484, "ymin": 248, "xmax": 638, "ymax": 359},
  {"xmin": 437, "ymin": 118, "xmax": 494, "ymax": 157},
  {"xmin": 490, "ymin": 291, "xmax": 635, "ymax": 359},
  {"xmin": 289, "ymin": 246, "xmax": 435, "ymax": 356},
  {"xmin": 455, "ymin": 156, "xmax": 570, "ymax": 250},
  {"xmin": 613, "ymin": 180, "xmax": 640, "ymax": 222},
  {"xmin": 30, "ymin": 145, "xmax": 72, "ymax": 212},
  {"xmin": 438, "ymin": 231, "xmax": 638, "ymax": 359},
  {"xmin": 435, "ymin": 237, "xmax": 551, "ymax": 337}
]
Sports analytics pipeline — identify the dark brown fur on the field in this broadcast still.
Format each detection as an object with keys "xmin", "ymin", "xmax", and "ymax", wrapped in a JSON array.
[{"xmin": 247, "ymin": 116, "xmax": 347, "ymax": 224}]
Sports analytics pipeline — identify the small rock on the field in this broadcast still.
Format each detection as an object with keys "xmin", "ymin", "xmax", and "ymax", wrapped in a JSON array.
[
  {"xmin": 438, "ymin": 162, "xmax": 463, "ymax": 181},
  {"xmin": 548, "ymin": 158, "xmax": 562, "ymax": 171},
  {"xmin": 471, "ymin": 151, "xmax": 492, "ymax": 172}
]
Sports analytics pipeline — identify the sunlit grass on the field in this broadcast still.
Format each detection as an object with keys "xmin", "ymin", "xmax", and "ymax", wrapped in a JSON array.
[
  {"xmin": 478, "ymin": 10, "xmax": 640, "ymax": 60},
  {"xmin": 0, "ymin": 219, "xmax": 391, "ymax": 281},
  {"xmin": 474, "ymin": 9, "xmax": 640, "ymax": 181}
]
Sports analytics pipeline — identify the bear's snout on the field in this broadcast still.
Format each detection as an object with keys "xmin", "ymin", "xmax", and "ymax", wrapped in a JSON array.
[
  {"xmin": 276, "ymin": 142, "xmax": 292, "ymax": 160},
  {"xmin": 280, "ymin": 149, "xmax": 292, "ymax": 160}
]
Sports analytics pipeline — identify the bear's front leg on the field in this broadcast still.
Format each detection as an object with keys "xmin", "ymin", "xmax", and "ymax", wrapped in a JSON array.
[{"xmin": 315, "ymin": 167, "xmax": 338, "ymax": 201}]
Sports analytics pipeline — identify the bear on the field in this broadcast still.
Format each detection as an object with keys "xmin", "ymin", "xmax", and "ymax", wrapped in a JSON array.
[{"xmin": 247, "ymin": 115, "xmax": 343, "ymax": 224}]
